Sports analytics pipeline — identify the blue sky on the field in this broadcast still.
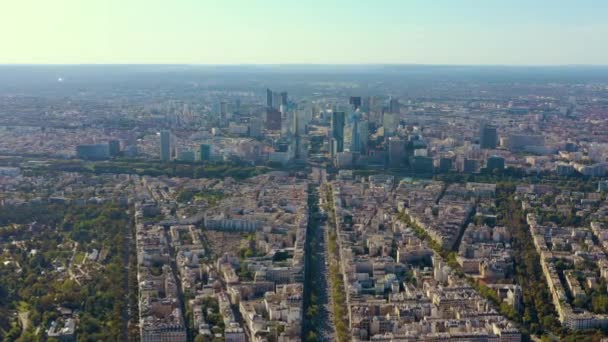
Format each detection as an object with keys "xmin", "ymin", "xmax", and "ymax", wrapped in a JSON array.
[{"xmin": 1, "ymin": 0, "xmax": 607, "ymax": 64}]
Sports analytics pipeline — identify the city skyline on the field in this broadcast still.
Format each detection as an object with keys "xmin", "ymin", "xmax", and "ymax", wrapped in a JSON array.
[{"xmin": 2, "ymin": 0, "xmax": 608, "ymax": 65}]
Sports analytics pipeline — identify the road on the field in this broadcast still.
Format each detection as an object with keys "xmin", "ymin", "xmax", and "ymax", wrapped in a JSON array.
[
  {"xmin": 164, "ymin": 229, "xmax": 192, "ymax": 342},
  {"xmin": 122, "ymin": 208, "xmax": 138, "ymax": 341},
  {"xmin": 302, "ymin": 179, "xmax": 335, "ymax": 341},
  {"xmin": 18, "ymin": 311, "xmax": 30, "ymax": 338}
]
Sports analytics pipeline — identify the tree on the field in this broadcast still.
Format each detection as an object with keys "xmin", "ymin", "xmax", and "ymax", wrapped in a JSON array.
[
  {"xmin": 305, "ymin": 331, "xmax": 318, "ymax": 342},
  {"xmin": 194, "ymin": 334, "xmax": 209, "ymax": 342},
  {"xmin": 592, "ymin": 294, "xmax": 608, "ymax": 314}
]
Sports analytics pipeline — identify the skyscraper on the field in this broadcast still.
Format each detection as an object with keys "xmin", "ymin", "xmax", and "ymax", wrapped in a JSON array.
[
  {"xmin": 160, "ymin": 130, "xmax": 171, "ymax": 162},
  {"xmin": 199, "ymin": 144, "xmax": 211, "ymax": 161},
  {"xmin": 358, "ymin": 119, "xmax": 369, "ymax": 153},
  {"xmin": 249, "ymin": 118, "xmax": 262, "ymax": 138},
  {"xmin": 362, "ymin": 96, "xmax": 371, "ymax": 113},
  {"xmin": 388, "ymin": 137, "xmax": 404, "ymax": 167},
  {"xmin": 266, "ymin": 88, "xmax": 273, "ymax": 108},
  {"xmin": 272, "ymin": 92, "xmax": 281, "ymax": 110},
  {"xmin": 289, "ymin": 111, "xmax": 302, "ymax": 136},
  {"xmin": 480, "ymin": 124, "xmax": 498, "ymax": 149},
  {"xmin": 108, "ymin": 140, "xmax": 120, "ymax": 157},
  {"xmin": 265, "ymin": 108, "xmax": 282, "ymax": 130},
  {"xmin": 486, "ymin": 155, "xmax": 505, "ymax": 171},
  {"xmin": 349, "ymin": 96, "xmax": 362, "ymax": 111},
  {"xmin": 389, "ymin": 97, "xmax": 400, "ymax": 114},
  {"xmin": 280, "ymin": 92, "xmax": 288, "ymax": 107},
  {"xmin": 76, "ymin": 144, "xmax": 110, "ymax": 160},
  {"xmin": 220, "ymin": 101, "xmax": 227, "ymax": 126},
  {"xmin": 383, "ymin": 112, "xmax": 398, "ymax": 136},
  {"xmin": 331, "ymin": 111, "xmax": 345, "ymax": 154},
  {"xmin": 330, "ymin": 138, "xmax": 339, "ymax": 158},
  {"xmin": 350, "ymin": 117, "xmax": 360, "ymax": 152}
]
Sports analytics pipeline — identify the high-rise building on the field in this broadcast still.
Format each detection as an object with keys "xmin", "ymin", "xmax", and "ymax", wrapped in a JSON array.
[
  {"xmin": 388, "ymin": 137, "xmax": 404, "ymax": 167},
  {"xmin": 280, "ymin": 92, "xmax": 288, "ymax": 107},
  {"xmin": 265, "ymin": 108, "xmax": 282, "ymax": 130},
  {"xmin": 235, "ymin": 98, "xmax": 241, "ymax": 113},
  {"xmin": 362, "ymin": 96, "xmax": 371, "ymax": 113},
  {"xmin": 220, "ymin": 101, "xmax": 227, "ymax": 126},
  {"xmin": 598, "ymin": 180, "xmax": 608, "ymax": 192},
  {"xmin": 463, "ymin": 158, "xmax": 479, "ymax": 173},
  {"xmin": 438, "ymin": 157, "xmax": 453, "ymax": 173},
  {"xmin": 249, "ymin": 118, "xmax": 262, "ymax": 138},
  {"xmin": 350, "ymin": 117, "xmax": 360, "ymax": 152},
  {"xmin": 199, "ymin": 144, "xmax": 211, "ymax": 161},
  {"xmin": 272, "ymin": 92, "xmax": 281, "ymax": 110},
  {"xmin": 383, "ymin": 112, "xmax": 398, "ymax": 136},
  {"xmin": 179, "ymin": 150, "xmax": 195, "ymax": 162},
  {"xmin": 349, "ymin": 96, "xmax": 362, "ymax": 110},
  {"xmin": 108, "ymin": 140, "xmax": 120, "ymax": 157},
  {"xmin": 389, "ymin": 97, "xmax": 400, "ymax": 114},
  {"xmin": 266, "ymin": 88, "xmax": 273, "ymax": 108},
  {"xmin": 330, "ymin": 138, "xmax": 339, "ymax": 158},
  {"xmin": 486, "ymin": 155, "xmax": 505, "ymax": 171},
  {"xmin": 411, "ymin": 156, "xmax": 434, "ymax": 173},
  {"xmin": 76, "ymin": 144, "xmax": 110, "ymax": 160},
  {"xmin": 160, "ymin": 130, "xmax": 171, "ymax": 162},
  {"xmin": 504, "ymin": 134, "xmax": 544, "ymax": 150},
  {"xmin": 480, "ymin": 124, "xmax": 498, "ymax": 149},
  {"xmin": 289, "ymin": 111, "xmax": 305, "ymax": 137},
  {"xmin": 358, "ymin": 120, "xmax": 369, "ymax": 153},
  {"xmin": 331, "ymin": 111, "xmax": 345, "ymax": 154}
]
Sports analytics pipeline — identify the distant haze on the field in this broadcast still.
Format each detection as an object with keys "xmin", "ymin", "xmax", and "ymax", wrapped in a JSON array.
[{"xmin": 1, "ymin": 0, "xmax": 608, "ymax": 65}]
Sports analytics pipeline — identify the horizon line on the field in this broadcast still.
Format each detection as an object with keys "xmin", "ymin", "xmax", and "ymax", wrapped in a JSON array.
[{"xmin": 2, "ymin": 63, "xmax": 608, "ymax": 68}]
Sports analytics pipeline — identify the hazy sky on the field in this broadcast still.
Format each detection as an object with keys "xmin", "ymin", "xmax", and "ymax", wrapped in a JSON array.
[{"xmin": 1, "ymin": 0, "xmax": 607, "ymax": 65}]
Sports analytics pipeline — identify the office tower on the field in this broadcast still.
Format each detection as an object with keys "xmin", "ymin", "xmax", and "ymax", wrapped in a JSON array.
[
  {"xmin": 504, "ymin": 134, "xmax": 544, "ymax": 151},
  {"xmin": 108, "ymin": 140, "xmax": 120, "ymax": 157},
  {"xmin": 179, "ymin": 150, "xmax": 195, "ymax": 162},
  {"xmin": 280, "ymin": 92, "xmax": 288, "ymax": 107},
  {"xmin": 358, "ymin": 120, "xmax": 369, "ymax": 153},
  {"xmin": 389, "ymin": 97, "xmax": 400, "ymax": 114},
  {"xmin": 282, "ymin": 111, "xmax": 293, "ymax": 135},
  {"xmin": 301, "ymin": 106, "xmax": 313, "ymax": 127},
  {"xmin": 199, "ymin": 144, "xmax": 211, "ymax": 161},
  {"xmin": 349, "ymin": 96, "xmax": 362, "ymax": 110},
  {"xmin": 438, "ymin": 157, "xmax": 453, "ymax": 173},
  {"xmin": 388, "ymin": 137, "xmax": 404, "ymax": 167},
  {"xmin": 330, "ymin": 138, "xmax": 339, "ymax": 158},
  {"xmin": 265, "ymin": 108, "xmax": 282, "ymax": 130},
  {"xmin": 335, "ymin": 151, "xmax": 354, "ymax": 168},
  {"xmin": 383, "ymin": 112, "xmax": 398, "ymax": 136},
  {"xmin": 411, "ymin": 156, "xmax": 434, "ymax": 173},
  {"xmin": 331, "ymin": 111, "xmax": 345, "ymax": 154},
  {"xmin": 289, "ymin": 111, "xmax": 302, "ymax": 136},
  {"xmin": 76, "ymin": 144, "xmax": 110, "ymax": 160},
  {"xmin": 486, "ymin": 155, "xmax": 505, "ymax": 171},
  {"xmin": 124, "ymin": 145, "xmax": 138, "ymax": 157},
  {"xmin": 564, "ymin": 142, "xmax": 577, "ymax": 152},
  {"xmin": 480, "ymin": 124, "xmax": 498, "ymax": 149},
  {"xmin": 220, "ymin": 101, "xmax": 227, "ymax": 125},
  {"xmin": 350, "ymin": 117, "xmax": 360, "ymax": 152},
  {"xmin": 297, "ymin": 138, "xmax": 308, "ymax": 162},
  {"xmin": 294, "ymin": 111, "xmax": 306, "ymax": 136},
  {"xmin": 235, "ymin": 98, "xmax": 241, "ymax": 113},
  {"xmin": 463, "ymin": 158, "xmax": 479, "ymax": 173},
  {"xmin": 272, "ymin": 92, "xmax": 281, "ymax": 110},
  {"xmin": 160, "ymin": 130, "xmax": 171, "ymax": 162},
  {"xmin": 249, "ymin": 118, "xmax": 262, "ymax": 138},
  {"xmin": 266, "ymin": 88, "xmax": 273, "ymax": 108},
  {"xmin": 362, "ymin": 96, "xmax": 371, "ymax": 113}
]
